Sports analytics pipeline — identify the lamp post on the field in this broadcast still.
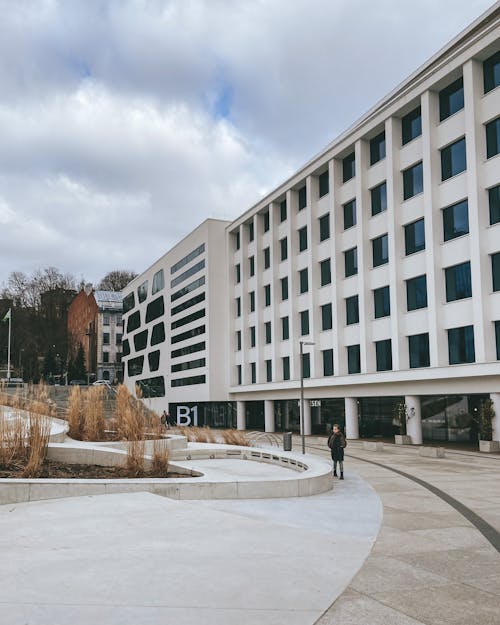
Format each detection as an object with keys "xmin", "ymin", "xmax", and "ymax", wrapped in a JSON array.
[{"xmin": 299, "ymin": 340, "xmax": 315, "ymax": 454}]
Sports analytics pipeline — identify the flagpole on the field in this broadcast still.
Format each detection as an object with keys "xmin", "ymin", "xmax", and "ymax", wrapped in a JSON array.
[{"xmin": 7, "ymin": 310, "xmax": 11, "ymax": 380}]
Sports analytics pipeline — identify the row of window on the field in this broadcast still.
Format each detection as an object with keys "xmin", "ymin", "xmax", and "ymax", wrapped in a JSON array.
[
  {"xmin": 233, "ymin": 50, "xmax": 500, "ymax": 248},
  {"xmin": 235, "ymin": 321, "xmax": 500, "ymax": 385},
  {"xmin": 102, "ymin": 313, "xmax": 122, "ymax": 326},
  {"xmin": 102, "ymin": 332, "xmax": 122, "ymax": 346},
  {"xmin": 101, "ymin": 351, "xmax": 122, "ymax": 364}
]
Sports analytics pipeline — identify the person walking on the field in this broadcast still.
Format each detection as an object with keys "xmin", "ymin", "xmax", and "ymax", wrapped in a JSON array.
[{"xmin": 327, "ymin": 423, "xmax": 347, "ymax": 479}]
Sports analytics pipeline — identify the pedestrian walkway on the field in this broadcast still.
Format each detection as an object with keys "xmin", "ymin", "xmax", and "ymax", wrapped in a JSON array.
[{"xmin": 304, "ymin": 437, "xmax": 500, "ymax": 625}]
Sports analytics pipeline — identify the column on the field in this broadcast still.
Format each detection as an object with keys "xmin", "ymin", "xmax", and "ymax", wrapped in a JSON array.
[
  {"xmin": 236, "ymin": 401, "xmax": 246, "ymax": 430},
  {"xmin": 303, "ymin": 400, "xmax": 312, "ymax": 436},
  {"xmin": 264, "ymin": 399, "xmax": 275, "ymax": 433},
  {"xmin": 405, "ymin": 395, "xmax": 422, "ymax": 445},
  {"xmin": 491, "ymin": 393, "xmax": 500, "ymax": 442},
  {"xmin": 345, "ymin": 397, "xmax": 359, "ymax": 439}
]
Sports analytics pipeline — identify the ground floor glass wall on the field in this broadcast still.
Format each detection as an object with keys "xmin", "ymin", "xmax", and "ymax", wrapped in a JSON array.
[
  {"xmin": 168, "ymin": 402, "xmax": 236, "ymax": 429},
  {"xmin": 274, "ymin": 400, "xmax": 300, "ymax": 432},
  {"xmin": 358, "ymin": 396, "xmax": 404, "ymax": 439},
  {"xmin": 312, "ymin": 399, "xmax": 345, "ymax": 435},
  {"xmin": 421, "ymin": 395, "xmax": 488, "ymax": 443}
]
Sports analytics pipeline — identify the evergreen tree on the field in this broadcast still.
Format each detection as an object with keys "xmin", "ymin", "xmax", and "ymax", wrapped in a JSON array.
[{"xmin": 73, "ymin": 343, "xmax": 87, "ymax": 380}]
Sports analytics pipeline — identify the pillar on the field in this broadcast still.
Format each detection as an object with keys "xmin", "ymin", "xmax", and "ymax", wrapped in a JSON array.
[
  {"xmin": 405, "ymin": 395, "xmax": 422, "ymax": 445},
  {"xmin": 264, "ymin": 400, "xmax": 275, "ymax": 433},
  {"xmin": 236, "ymin": 401, "xmax": 246, "ymax": 431},
  {"xmin": 345, "ymin": 397, "xmax": 359, "ymax": 439},
  {"xmin": 491, "ymin": 393, "xmax": 500, "ymax": 442},
  {"xmin": 303, "ymin": 400, "xmax": 312, "ymax": 436}
]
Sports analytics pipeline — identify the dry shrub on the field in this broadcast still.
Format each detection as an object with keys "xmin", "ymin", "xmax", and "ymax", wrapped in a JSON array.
[
  {"xmin": 221, "ymin": 429, "xmax": 250, "ymax": 446},
  {"xmin": 0, "ymin": 406, "xmax": 27, "ymax": 466},
  {"xmin": 151, "ymin": 419, "xmax": 169, "ymax": 475},
  {"xmin": 83, "ymin": 386, "xmax": 105, "ymax": 441},
  {"xmin": 22, "ymin": 413, "xmax": 51, "ymax": 477},
  {"xmin": 67, "ymin": 385, "xmax": 84, "ymax": 439}
]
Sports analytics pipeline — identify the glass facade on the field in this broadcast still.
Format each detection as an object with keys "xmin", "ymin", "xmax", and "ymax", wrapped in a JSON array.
[
  {"xmin": 421, "ymin": 395, "xmax": 487, "ymax": 443},
  {"xmin": 274, "ymin": 400, "xmax": 300, "ymax": 432},
  {"xmin": 358, "ymin": 396, "xmax": 404, "ymax": 438},
  {"xmin": 169, "ymin": 402, "xmax": 236, "ymax": 429}
]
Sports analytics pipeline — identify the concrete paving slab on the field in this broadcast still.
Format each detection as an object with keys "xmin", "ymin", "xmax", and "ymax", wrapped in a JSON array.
[{"xmin": 398, "ymin": 547, "xmax": 500, "ymax": 582}]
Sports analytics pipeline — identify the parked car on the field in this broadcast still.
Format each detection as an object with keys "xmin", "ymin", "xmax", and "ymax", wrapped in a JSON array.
[{"xmin": 92, "ymin": 380, "xmax": 110, "ymax": 386}]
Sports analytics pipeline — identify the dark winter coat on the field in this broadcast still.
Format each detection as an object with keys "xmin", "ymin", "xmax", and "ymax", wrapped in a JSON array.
[{"xmin": 328, "ymin": 431, "xmax": 346, "ymax": 461}]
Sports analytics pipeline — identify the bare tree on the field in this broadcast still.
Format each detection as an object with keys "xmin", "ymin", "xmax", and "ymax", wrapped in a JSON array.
[
  {"xmin": 1, "ymin": 266, "xmax": 80, "ymax": 309},
  {"xmin": 98, "ymin": 270, "xmax": 137, "ymax": 292}
]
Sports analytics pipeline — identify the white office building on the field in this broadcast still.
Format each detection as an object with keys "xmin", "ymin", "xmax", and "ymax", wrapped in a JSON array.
[{"xmin": 124, "ymin": 6, "xmax": 500, "ymax": 444}]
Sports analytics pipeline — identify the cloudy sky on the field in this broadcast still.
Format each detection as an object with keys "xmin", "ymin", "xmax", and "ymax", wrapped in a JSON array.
[{"xmin": 0, "ymin": 0, "xmax": 495, "ymax": 287}]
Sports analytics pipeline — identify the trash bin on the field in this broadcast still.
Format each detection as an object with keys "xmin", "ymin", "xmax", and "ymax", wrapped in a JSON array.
[{"xmin": 283, "ymin": 431, "xmax": 292, "ymax": 451}]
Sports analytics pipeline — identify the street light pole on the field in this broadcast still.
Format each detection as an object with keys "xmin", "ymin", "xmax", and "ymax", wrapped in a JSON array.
[{"xmin": 299, "ymin": 340, "xmax": 315, "ymax": 455}]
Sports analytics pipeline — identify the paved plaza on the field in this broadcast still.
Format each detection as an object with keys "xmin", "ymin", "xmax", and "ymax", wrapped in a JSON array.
[{"xmin": 0, "ymin": 438, "xmax": 499, "ymax": 624}]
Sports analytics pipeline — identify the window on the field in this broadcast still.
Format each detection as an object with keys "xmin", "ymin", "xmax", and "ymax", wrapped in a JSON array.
[
  {"xmin": 171, "ymin": 357, "xmax": 205, "ymax": 373},
  {"xmin": 249, "ymin": 291, "xmax": 255, "ymax": 312},
  {"xmin": 439, "ymin": 77, "xmax": 464, "ymax": 121},
  {"xmin": 299, "ymin": 268, "xmax": 309, "ymax": 294},
  {"xmin": 103, "ymin": 351, "xmax": 109, "ymax": 363},
  {"xmin": 116, "ymin": 314, "xmax": 122, "ymax": 326},
  {"xmin": 301, "ymin": 352, "xmax": 311, "ymax": 379},
  {"xmin": 148, "ymin": 351, "xmax": 161, "ymax": 372},
  {"xmin": 263, "ymin": 247, "xmax": 270, "ymax": 270},
  {"xmin": 265, "ymin": 321, "xmax": 272, "ymax": 344},
  {"xmin": 374, "ymin": 286, "xmax": 390, "ymax": 318},
  {"xmin": 489, "ymin": 185, "xmax": 500, "ymax": 225},
  {"xmin": 122, "ymin": 339, "xmax": 130, "ymax": 357},
  {"xmin": 103, "ymin": 332, "xmax": 110, "ymax": 345},
  {"xmin": 343, "ymin": 152, "xmax": 355, "ymax": 182},
  {"xmin": 151, "ymin": 322, "xmax": 165, "ymax": 346},
  {"xmin": 321, "ymin": 303, "xmax": 332, "ymax": 330},
  {"xmin": 236, "ymin": 264, "xmax": 241, "ymax": 283},
  {"xmin": 283, "ymin": 356, "xmax": 290, "ymax": 380},
  {"xmin": 484, "ymin": 50, "xmax": 500, "ymax": 93},
  {"xmin": 443, "ymin": 199, "xmax": 469, "ymax": 241},
  {"xmin": 170, "ymin": 293, "xmax": 205, "ymax": 316},
  {"xmin": 448, "ymin": 325, "xmax": 475, "ymax": 364},
  {"xmin": 280, "ymin": 237, "xmax": 288, "ymax": 261},
  {"xmin": 250, "ymin": 326, "xmax": 256, "ymax": 347},
  {"xmin": 492, "ymin": 252, "xmax": 500, "ymax": 291},
  {"xmin": 171, "ymin": 308, "xmax": 204, "ymax": 330},
  {"xmin": 171, "ymin": 341, "xmax": 205, "ymax": 359},
  {"xmin": 251, "ymin": 362, "xmax": 256, "ymax": 384},
  {"xmin": 319, "ymin": 214, "xmax": 330, "ymax": 241},
  {"xmin": 343, "ymin": 199, "xmax": 356, "ymax": 230},
  {"xmin": 403, "ymin": 219, "xmax": 425, "ymax": 256},
  {"xmin": 319, "ymin": 170, "xmax": 329, "ymax": 197},
  {"xmin": 445, "ymin": 261, "xmax": 472, "ymax": 301},
  {"xmin": 263, "ymin": 210, "xmax": 270, "ymax": 232},
  {"xmin": 137, "ymin": 280, "xmax": 148, "ymax": 303},
  {"xmin": 408, "ymin": 333, "xmax": 430, "ymax": 368},
  {"xmin": 236, "ymin": 330, "xmax": 241, "ymax": 351},
  {"xmin": 116, "ymin": 334, "xmax": 122, "ymax": 345},
  {"xmin": 171, "ymin": 276, "xmax": 205, "ymax": 302},
  {"xmin": 323, "ymin": 349, "xmax": 334, "ymax": 376},
  {"xmin": 152, "ymin": 269, "xmax": 165, "ymax": 295},
  {"xmin": 146, "ymin": 296, "xmax": 165, "ymax": 323},
  {"xmin": 344, "ymin": 247, "xmax": 358, "ymax": 277},
  {"xmin": 170, "ymin": 260, "xmax": 205, "ymax": 288},
  {"xmin": 126, "ymin": 310, "xmax": 141, "ymax": 333},
  {"xmin": 281, "ymin": 277, "xmax": 289, "ymax": 301},
  {"xmin": 171, "ymin": 243, "xmax": 205, "ymax": 274},
  {"xmin": 171, "ymin": 375, "xmax": 206, "ymax": 388},
  {"xmin": 123, "ymin": 292, "xmax": 135, "ymax": 314},
  {"xmin": 171, "ymin": 325, "xmax": 205, "ymax": 344},
  {"xmin": 248, "ymin": 221, "xmax": 254, "ymax": 242},
  {"xmin": 237, "ymin": 364, "xmax": 242, "ymax": 385},
  {"xmin": 280, "ymin": 199, "xmax": 287, "ymax": 222},
  {"xmin": 441, "ymin": 137, "xmax": 467, "ymax": 181},
  {"xmin": 406, "ymin": 275, "xmax": 427, "ymax": 311},
  {"xmin": 300, "ymin": 310, "xmax": 309, "ymax": 336},
  {"xmin": 249, "ymin": 256, "xmax": 255, "ymax": 277},
  {"xmin": 370, "ymin": 131, "xmax": 386, "ymax": 165},
  {"xmin": 235, "ymin": 231, "xmax": 240, "ymax": 250},
  {"xmin": 496, "ymin": 321, "xmax": 500, "ymax": 360},
  {"xmin": 347, "ymin": 345, "xmax": 360, "ymax": 374},
  {"xmin": 133, "ymin": 329, "xmax": 148, "ymax": 351},
  {"xmin": 402, "ymin": 106, "xmax": 422, "ymax": 144},
  {"xmin": 403, "ymin": 161, "xmax": 423, "ymax": 199},
  {"xmin": 136, "ymin": 376, "xmax": 165, "ymax": 398},
  {"xmin": 282, "ymin": 316, "xmax": 289, "ymax": 340},
  {"xmin": 299, "ymin": 226, "xmax": 308, "ymax": 252},
  {"xmin": 486, "ymin": 117, "xmax": 500, "ymax": 158},
  {"xmin": 320, "ymin": 259, "xmax": 331, "ymax": 286},
  {"xmin": 371, "ymin": 182, "xmax": 387, "ymax": 216},
  {"xmin": 236, "ymin": 297, "xmax": 241, "ymax": 317},
  {"xmin": 372, "ymin": 233, "xmax": 389, "ymax": 267},
  {"xmin": 264, "ymin": 284, "xmax": 271, "ymax": 306},
  {"xmin": 266, "ymin": 359, "xmax": 272, "ymax": 382},
  {"xmin": 128, "ymin": 356, "xmax": 144, "ymax": 377},
  {"xmin": 346, "ymin": 295, "xmax": 359, "ymax": 325},
  {"xmin": 298, "ymin": 185, "xmax": 307, "ymax": 210},
  {"xmin": 376, "ymin": 339, "xmax": 392, "ymax": 371},
  {"xmin": 103, "ymin": 314, "xmax": 110, "ymax": 326}
]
